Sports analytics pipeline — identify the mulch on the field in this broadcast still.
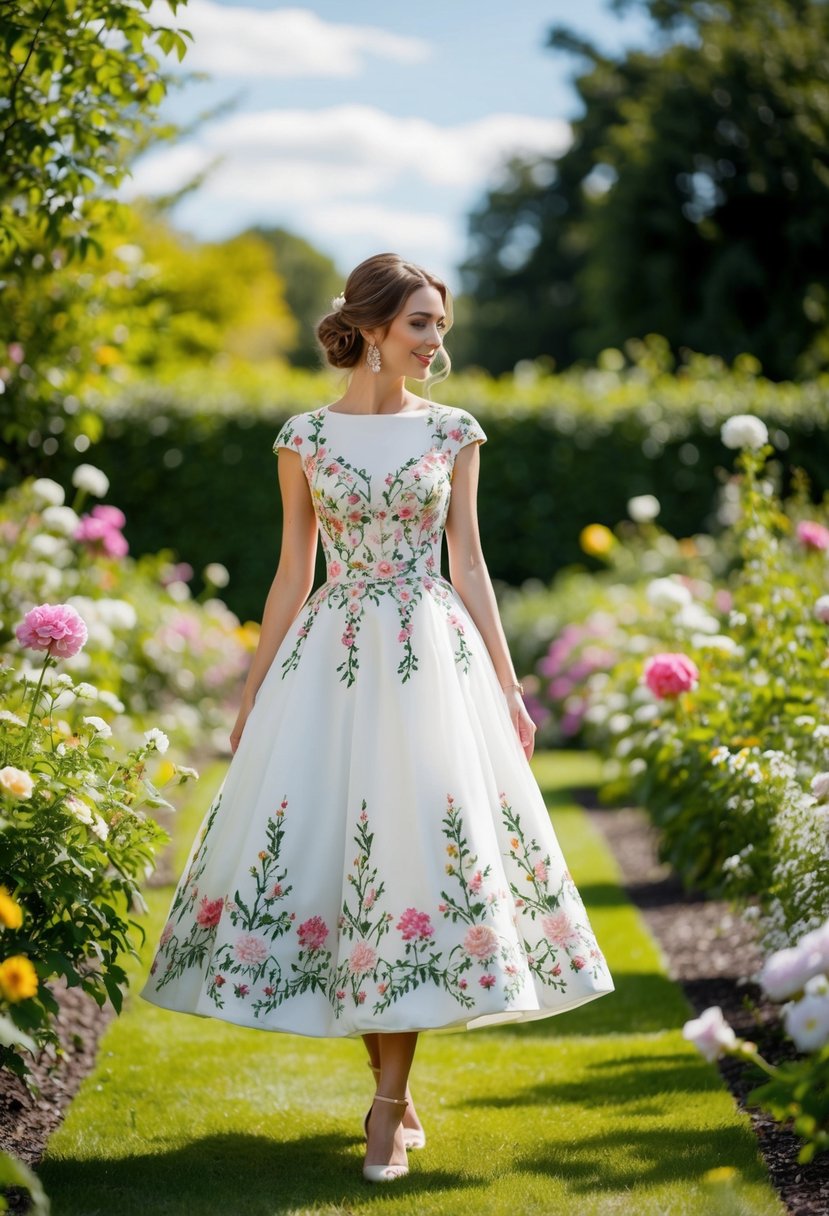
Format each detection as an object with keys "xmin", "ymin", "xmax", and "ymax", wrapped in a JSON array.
[
  {"xmin": 2, "ymin": 795, "xmax": 828, "ymax": 1214},
  {"xmin": 586, "ymin": 799, "xmax": 829, "ymax": 1216}
]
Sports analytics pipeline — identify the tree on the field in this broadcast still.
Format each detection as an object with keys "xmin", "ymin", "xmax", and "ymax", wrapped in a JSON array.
[
  {"xmin": 457, "ymin": 0, "xmax": 829, "ymax": 379},
  {"xmin": 250, "ymin": 228, "xmax": 342, "ymax": 369}
]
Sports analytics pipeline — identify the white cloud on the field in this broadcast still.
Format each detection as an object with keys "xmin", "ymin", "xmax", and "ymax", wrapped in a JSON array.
[
  {"xmin": 127, "ymin": 105, "xmax": 571, "ymax": 204},
  {"xmin": 149, "ymin": 0, "xmax": 430, "ymax": 77}
]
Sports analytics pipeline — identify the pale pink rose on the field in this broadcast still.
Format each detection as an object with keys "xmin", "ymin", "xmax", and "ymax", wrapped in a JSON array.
[
  {"xmin": 233, "ymin": 933, "xmax": 269, "ymax": 965},
  {"xmin": 376, "ymin": 560, "xmax": 394, "ymax": 577},
  {"xmin": 541, "ymin": 910, "xmax": 578, "ymax": 947},
  {"xmin": 797, "ymin": 520, "xmax": 829, "ymax": 551},
  {"xmin": 643, "ymin": 652, "xmax": 699, "ymax": 698},
  {"xmin": 572, "ymin": 955, "xmax": 586, "ymax": 970},
  {"xmin": 329, "ymin": 561, "xmax": 342, "ymax": 577},
  {"xmin": 16, "ymin": 602, "xmax": 88, "ymax": 657},
  {"xmin": 464, "ymin": 924, "xmax": 499, "ymax": 959},
  {"xmin": 399, "ymin": 507, "xmax": 414, "ymax": 519},
  {"xmin": 682, "ymin": 1005, "xmax": 738, "ymax": 1061},
  {"xmin": 195, "ymin": 895, "xmax": 224, "ymax": 928},
  {"xmin": 348, "ymin": 941, "xmax": 378, "ymax": 975},
  {"xmin": 297, "ymin": 915, "xmax": 329, "ymax": 951},
  {"xmin": 0, "ymin": 766, "xmax": 34, "ymax": 799},
  {"xmin": 397, "ymin": 907, "xmax": 434, "ymax": 941}
]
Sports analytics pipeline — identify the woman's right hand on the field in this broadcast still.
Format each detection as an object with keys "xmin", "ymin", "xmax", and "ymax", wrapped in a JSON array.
[{"xmin": 229, "ymin": 696, "xmax": 255, "ymax": 755}]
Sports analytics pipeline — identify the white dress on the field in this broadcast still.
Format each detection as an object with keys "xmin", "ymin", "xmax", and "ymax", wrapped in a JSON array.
[{"xmin": 139, "ymin": 403, "xmax": 615, "ymax": 1036}]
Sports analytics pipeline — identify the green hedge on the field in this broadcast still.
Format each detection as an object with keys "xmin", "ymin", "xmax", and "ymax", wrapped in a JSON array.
[{"xmin": 35, "ymin": 349, "xmax": 829, "ymax": 622}]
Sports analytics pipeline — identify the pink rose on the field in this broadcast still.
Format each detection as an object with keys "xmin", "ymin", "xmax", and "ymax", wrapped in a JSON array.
[
  {"xmin": 397, "ymin": 907, "xmax": 434, "ymax": 941},
  {"xmin": 233, "ymin": 933, "xmax": 269, "ymax": 965},
  {"xmin": 297, "ymin": 915, "xmax": 329, "ymax": 951},
  {"xmin": 797, "ymin": 520, "xmax": 829, "ymax": 551},
  {"xmin": 463, "ymin": 924, "xmax": 499, "ymax": 959},
  {"xmin": 348, "ymin": 941, "xmax": 378, "ymax": 975},
  {"xmin": 643, "ymin": 652, "xmax": 699, "ymax": 699},
  {"xmin": 479, "ymin": 973, "xmax": 497, "ymax": 989},
  {"xmin": 195, "ymin": 895, "xmax": 224, "ymax": 928},
  {"xmin": 376, "ymin": 560, "xmax": 394, "ymax": 577},
  {"xmin": 541, "ymin": 911, "xmax": 578, "ymax": 947},
  {"xmin": 329, "ymin": 561, "xmax": 342, "ymax": 578},
  {"xmin": 15, "ymin": 602, "xmax": 88, "ymax": 658},
  {"xmin": 571, "ymin": 955, "xmax": 586, "ymax": 971}
]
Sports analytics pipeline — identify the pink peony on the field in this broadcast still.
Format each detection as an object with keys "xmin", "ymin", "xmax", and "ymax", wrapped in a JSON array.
[
  {"xmin": 541, "ymin": 911, "xmax": 578, "ymax": 947},
  {"xmin": 297, "ymin": 915, "xmax": 329, "ymax": 951},
  {"xmin": 233, "ymin": 933, "xmax": 269, "ymax": 965},
  {"xmin": 643, "ymin": 652, "xmax": 699, "ymax": 699},
  {"xmin": 797, "ymin": 520, "xmax": 829, "ymax": 551},
  {"xmin": 195, "ymin": 896, "xmax": 224, "ymax": 928},
  {"xmin": 348, "ymin": 941, "xmax": 378, "ymax": 975},
  {"xmin": 463, "ymin": 924, "xmax": 499, "ymax": 959},
  {"xmin": 74, "ymin": 505, "xmax": 129, "ymax": 557},
  {"xmin": 16, "ymin": 602, "xmax": 88, "ymax": 658},
  {"xmin": 397, "ymin": 907, "xmax": 434, "ymax": 941}
]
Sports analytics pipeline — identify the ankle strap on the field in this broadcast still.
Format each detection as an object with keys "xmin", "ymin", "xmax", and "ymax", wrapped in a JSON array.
[{"xmin": 373, "ymin": 1093, "xmax": 408, "ymax": 1107}]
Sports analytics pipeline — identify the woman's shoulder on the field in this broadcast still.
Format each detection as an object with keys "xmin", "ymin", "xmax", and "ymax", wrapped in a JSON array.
[{"xmin": 430, "ymin": 402, "xmax": 488, "ymax": 447}]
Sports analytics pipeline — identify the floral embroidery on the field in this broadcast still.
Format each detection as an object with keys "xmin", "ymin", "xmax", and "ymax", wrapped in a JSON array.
[{"xmin": 273, "ymin": 405, "xmax": 484, "ymax": 687}]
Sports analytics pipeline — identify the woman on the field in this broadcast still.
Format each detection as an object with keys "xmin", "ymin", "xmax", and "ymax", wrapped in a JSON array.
[{"xmin": 139, "ymin": 252, "xmax": 615, "ymax": 1184}]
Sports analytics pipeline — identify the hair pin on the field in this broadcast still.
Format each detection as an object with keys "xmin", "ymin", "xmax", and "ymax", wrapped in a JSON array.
[{"xmin": 331, "ymin": 293, "xmax": 346, "ymax": 312}]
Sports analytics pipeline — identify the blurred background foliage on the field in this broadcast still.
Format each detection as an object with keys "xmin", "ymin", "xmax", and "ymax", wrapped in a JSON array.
[{"xmin": 1, "ymin": 0, "xmax": 828, "ymax": 622}]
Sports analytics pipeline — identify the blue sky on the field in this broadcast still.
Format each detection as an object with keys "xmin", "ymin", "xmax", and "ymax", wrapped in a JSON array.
[{"xmin": 133, "ymin": 1, "xmax": 657, "ymax": 287}]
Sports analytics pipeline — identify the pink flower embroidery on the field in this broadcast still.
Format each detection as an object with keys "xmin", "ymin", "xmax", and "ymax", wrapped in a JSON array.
[
  {"xmin": 541, "ymin": 911, "xmax": 578, "ymax": 947},
  {"xmin": 297, "ymin": 915, "xmax": 329, "ymax": 951},
  {"xmin": 357, "ymin": 990, "xmax": 367, "ymax": 1003},
  {"xmin": 195, "ymin": 896, "xmax": 224, "ymax": 928},
  {"xmin": 469, "ymin": 870, "xmax": 483, "ymax": 894},
  {"xmin": 348, "ymin": 941, "xmax": 378, "ymax": 975},
  {"xmin": 534, "ymin": 861, "xmax": 548, "ymax": 883},
  {"xmin": 233, "ymin": 933, "xmax": 269, "ymax": 965},
  {"xmin": 160, "ymin": 922, "xmax": 174, "ymax": 946},
  {"xmin": 376, "ymin": 560, "xmax": 394, "ymax": 577},
  {"xmin": 329, "ymin": 561, "xmax": 342, "ymax": 577},
  {"xmin": 479, "ymin": 974, "xmax": 497, "ymax": 989},
  {"xmin": 15, "ymin": 602, "xmax": 88, "ymax": 658},
  {"xmin": 266, "ymin": 882, "xmax": 283, "ymax": 899},
  {"xmin": 463, "ymin": 924, "xmax": 499, "ymax": 959},
  {"xmin": 397, "ymin": 907, "xmax": 434, "ymax": 941},
  {"xmin": 572, "ymin": 955, "xmax": 586, "ymax": 971}
]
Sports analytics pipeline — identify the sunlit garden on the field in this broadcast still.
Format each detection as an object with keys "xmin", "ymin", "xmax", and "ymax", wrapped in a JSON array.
[{"xmin": 3, "ymin": 0, "xmax": 829, "ymax": 1213}]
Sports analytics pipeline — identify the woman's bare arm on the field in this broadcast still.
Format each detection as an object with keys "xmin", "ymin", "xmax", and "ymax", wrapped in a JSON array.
[{"xmin": 444, "ymin": 441, "xmax": 536, "ymax": 757}]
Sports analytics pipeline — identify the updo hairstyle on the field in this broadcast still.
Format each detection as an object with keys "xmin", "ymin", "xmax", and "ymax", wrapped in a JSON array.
[{"xmin": 316, "ymin": 252, "xmax": 452, "ymax": 384}]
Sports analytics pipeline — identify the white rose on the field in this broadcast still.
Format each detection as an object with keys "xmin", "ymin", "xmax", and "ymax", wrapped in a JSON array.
[
  {"xmin": 90, "ymin": 813, "xmax": 110, "ymax": 842},
  {"xmin": 720, "ymin": 414, "xmax": 769, "ymax": 451},
  {"xmin": 31, "ymin": 478, "xmax": 65, "ymax": 507},
  {"xmin": 144, "ymin": 727, "xmax": 170, "ymax": 755},
  {"xmin": 812, "ymin": 773, "xmax": 829, "ymax": 802},
  {"xmin": 0, "ymin": 766, "xmax": 35, "ymax": 799},
  {"xmin": 682, "ymin": 1005, "xmax": 738, "ymax": 1061},
  {"xmin": 65, "ymin": 795, "xmax": 93, "ymax": 825},
  {"xmin": 41, "ymin": 505, "xmax": 79, "ymax": 535},
  {"xmin": 815, "ymin": 596, "xmax": 829, "ymax": 625},
  {"xmin": 82, "ymin": 716, "xmax": 112, "ymax": 738},
  {"xmin": 71, "ymin": 463, "xmax": 110, "ymax": 497},
  {"xmin": 627, "ymin": 494, "xmax": 661, "ymax": 523},
  {"xmin": 645, "ymin": 577, "xmax": 692, "ymax": 611},
  {"xmin": 204, "ymin": 562, "xmax": 230, "ymax": 588},
  {"xmin": 783, "ymin": 993, "xmax": 829, "ymax": 1052}
]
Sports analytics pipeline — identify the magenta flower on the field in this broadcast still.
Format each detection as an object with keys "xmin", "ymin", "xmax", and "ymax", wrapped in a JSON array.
[
  {"xmin": 297, "ymin": 915, "xmax": 329, "ymax": 951},
  {"xmin": 74, "ymin": 504, "xmax": 129, "ymax": 557},
  {"xmin": 643, "ymin": 652, "xmax": 699, "ymax": 699},
  {"xmin": 796, "ymin": 520, "xmax": 829, "ymax": 551},
  {"xmin": 16, "ymin": 602, "xmax": 88, "ymax": 658},
  {"xmin": 397, "ymin": 907, "xmax": 434, "ymax": 941}
]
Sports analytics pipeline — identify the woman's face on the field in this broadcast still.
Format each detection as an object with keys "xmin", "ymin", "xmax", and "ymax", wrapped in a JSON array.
[{"xmin": 373, "ymin": 284, "xmax": 447, "ymax": 380}]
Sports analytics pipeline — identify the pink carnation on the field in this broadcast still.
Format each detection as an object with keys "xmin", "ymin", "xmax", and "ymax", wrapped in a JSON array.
[
  {"xmin": 297, "ymin": 915, "xmax": 329, "ymax": 951},
  {"xmin": 643, "ymin": 652, "xmax": 699, "ymax": 699},
  {"xmin": 348, "ymin": 941, "xmax": 378, "ymax": 975},
  {"xmin": 541, "ymin": 911, "xmax": 578, "ymax": 947},
  {"xmin": 397, "ymin": 907, "xmax": 434, "ymax": 941},
  {"xmin": 797, "ymin": 520, "xmax": 829, "ymax": 551},
  {"xmin": 195, "ymin": 896, "xmax": 224, "ymax": 928},
  {"xmin": 233, "ymin": 933, "xmax": 269, "ymax": 965},
  {"xmin": 16, "ymin": 602, "xmax": 88, "ymax": 658},
  {"xmin": 463, "ymin": 924, "xmax": 499, "ymax": 959}
]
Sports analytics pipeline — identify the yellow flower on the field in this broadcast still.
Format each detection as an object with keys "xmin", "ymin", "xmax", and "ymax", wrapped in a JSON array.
[
  {"xmin": 93, "ymin": 344, "xmax": 120, "ymax": 366},
  {"xmin": 579, "ymin": 524, "xmax": 615, "ymax": 558},
  {"xmin": 445, "ymin": 844, "xmax": 458, "ymax": 857},
  {"xmin": 0, "ymin": 955, "xmax": 38, "ymax": 1002},
  {"xmin": 0, "ymin": 886, "xmax": 23, "ymax": 930},
  {"xmin": 510, "ymin": 838, "xmax": 520, "ymax": 850}
]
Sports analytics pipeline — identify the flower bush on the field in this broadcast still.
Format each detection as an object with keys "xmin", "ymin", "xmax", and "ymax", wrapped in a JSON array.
[
  {"xmin": 684, "ymin": 917, "xmax": 829, "ymax": 1162},
  {"xmin": 0, "ymin": 602, "xmax": 199, "ymax": 1087}
]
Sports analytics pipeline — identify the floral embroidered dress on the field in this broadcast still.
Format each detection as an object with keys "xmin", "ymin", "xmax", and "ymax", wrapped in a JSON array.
[{"xmin": 139, "ymin": 403, "xmax": 614, "ymax": 1036}]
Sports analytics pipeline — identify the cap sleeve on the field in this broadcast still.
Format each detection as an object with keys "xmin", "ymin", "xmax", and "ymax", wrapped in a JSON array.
[
  {"xmin": 273, "ymin": 413, "xmax": 302, "ymax": 455},
  {"xmin": 447, "ymin": 410, "xmax": 487, "ymax": 454}
]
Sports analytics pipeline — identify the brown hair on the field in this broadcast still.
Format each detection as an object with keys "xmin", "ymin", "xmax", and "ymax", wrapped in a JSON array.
[{"xmin": 316, "ymin": 252, "xmax": 452, "ymax": 385}]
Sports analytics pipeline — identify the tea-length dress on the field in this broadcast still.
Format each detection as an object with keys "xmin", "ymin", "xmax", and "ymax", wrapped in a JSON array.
[{"xmin": 139, "ymin": 403, "xmax": 615, "ymax": 1036}]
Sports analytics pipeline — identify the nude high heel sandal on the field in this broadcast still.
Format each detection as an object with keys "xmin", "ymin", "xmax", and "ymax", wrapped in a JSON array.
[
  {"xmin": 366, "ymin": 1061, "xmax": 427, "ymax": 1149},
  {"xmin": 362, "ymin": 1094, "xmax": 409, "ymax": 1183}
]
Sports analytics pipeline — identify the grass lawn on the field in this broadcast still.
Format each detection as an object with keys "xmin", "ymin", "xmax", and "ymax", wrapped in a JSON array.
[{"xmin": 36, "ymin": 751, "xmax": 785, "ymax": 1216}]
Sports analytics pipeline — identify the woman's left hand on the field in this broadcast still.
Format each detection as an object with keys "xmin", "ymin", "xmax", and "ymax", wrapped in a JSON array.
[{"xmin": 504, "ymin": 688, "xmax": 536, "ymax": 761}]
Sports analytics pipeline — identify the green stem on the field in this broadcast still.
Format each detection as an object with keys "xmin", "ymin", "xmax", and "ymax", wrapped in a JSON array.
[{"xmin": 20, "ymin": 652, "xmax": 54, "ymax": 758}]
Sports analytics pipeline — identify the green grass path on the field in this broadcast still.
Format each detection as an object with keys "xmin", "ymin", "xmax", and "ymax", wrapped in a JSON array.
[{"xmin": 37, "ymin": 752, "xmax": 785, "ymax": 1216}]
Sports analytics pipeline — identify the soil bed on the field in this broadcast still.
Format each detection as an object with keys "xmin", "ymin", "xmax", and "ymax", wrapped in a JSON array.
[{"xmin": 588, "ymin": 802, "xmax": 829, "ymax": 1216}]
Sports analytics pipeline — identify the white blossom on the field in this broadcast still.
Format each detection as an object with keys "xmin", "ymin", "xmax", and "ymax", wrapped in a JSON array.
[
  {"xmin": 98, "ymin": 690, "xmax": 126, "ymax": 714},
  {"xmin": 71, "ymin": 463, "xmax": 110, "ymax": 497},
  {"xmin": 783, "ymin": 993, "xmax": 829, "ymax": 1052},
  {"xmin": 815, "ymin": 596, "xmax": 829, "ymax": 625},
  {"xmin": 144, "ymin": 727, "xmax": 170, "ymax": 754},
  {"xmin": 31, "ymin": 478, "xmax": 65, "ymax": 506},
  {"xmin": 812, "ymin": 773, "xmax": 829, "ymax": 803},
  {"xmin": 627, "ymin": 494, "xmax": 661, "ymax": 523},
  {"xmin": 204, "ymin": 562, "xmax": 230, "ymax": 588},
  {"xmin": 759, "ymin": 943, "xmax": 825, "ymax": 1000},
  {"xmin": 40, "ymin": 504, "xmax": 79, "ymax": 535},
  {"xmin": 645, "ymin": 577, "xmax": 692, "ymax": 611},
  {"xmin": 90, "ymin": 813, "xmax": 110, "ymax": 842},
  {"xmin": 682, "ymin": 1005, "xmax": 738, "ymax": 1061},
  {"xmin": 720, "ymin": 414, "xmax": 769, "ymax": 451},
  {"xmin": 82, "ymin": 716, "xmax": 112, "ymax": 738}
]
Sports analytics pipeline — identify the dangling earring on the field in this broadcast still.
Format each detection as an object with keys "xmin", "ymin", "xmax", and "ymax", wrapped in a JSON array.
[{"xmin": 366, "ymin": 342, "xmax": 381, "ymax": 374}]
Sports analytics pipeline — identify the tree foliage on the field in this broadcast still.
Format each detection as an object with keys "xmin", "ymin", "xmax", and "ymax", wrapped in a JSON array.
[
  {"xmin": 250, "ymin": 228, "xmax": 342, "ymax": 369},
  {"xmin": 457, "ymin": 0, "xmax": 829, "ymax": 379}
]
